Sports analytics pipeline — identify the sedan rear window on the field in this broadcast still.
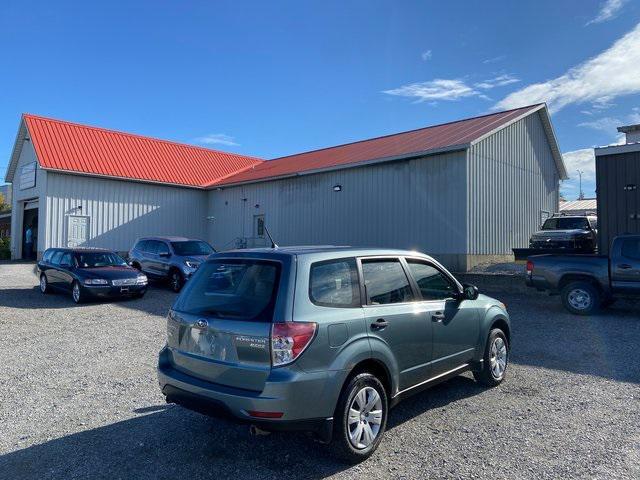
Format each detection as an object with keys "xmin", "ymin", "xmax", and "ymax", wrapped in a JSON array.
[{"xmin": 173, "ymin": 259, "xmax": 281, "ymax": 321}]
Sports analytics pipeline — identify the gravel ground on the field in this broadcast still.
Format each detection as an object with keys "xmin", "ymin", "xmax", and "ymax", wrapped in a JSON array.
[{"xmin": 0, "ymin": 263, "xmax": 638, "ymax": 480}]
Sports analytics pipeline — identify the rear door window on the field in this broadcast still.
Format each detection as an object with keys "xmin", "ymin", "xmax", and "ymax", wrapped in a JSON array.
[
  {"xmin": 309, "ymin": 258, "xmax": 360, "ymax": 307},
  {"xmin": 42, "ymin": 249, "xmax": 54, "ymax": 263},
  {"xmin": 406, "ymin": 260, "xmax": 457, "ymax": 300},
  {"xmin": 173, "ymin": 259, "xmax": 281, "ymax": 321},
  {"xmin": 361, "ymin": 258, "xmax": 414, "ymax": 305},
  {"xmin": 50, "ymin": 250, "xmax": 63, "ymax": 265}
]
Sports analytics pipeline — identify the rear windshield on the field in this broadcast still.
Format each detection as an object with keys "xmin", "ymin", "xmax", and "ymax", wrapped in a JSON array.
[
  {"xmin": 171, "ymin": 241, "xmax": 214, "ymax": 256},
  {"xmin": 542, "ymin": 218, "xmax": 589, "ymax": 230},
  {"xmin": 75, "ymin": 252, "xmax": 128, "ymax": 268},
  {"xmin": 173, "ymin": 259, "xmax": 281, "ymax": 321}
]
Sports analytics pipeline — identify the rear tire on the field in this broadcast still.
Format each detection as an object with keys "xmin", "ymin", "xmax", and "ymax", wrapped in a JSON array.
[
  {"xmin": 561, "ymin": 281, "xmax": 600, "ymax": 315},
  {"xmin": 331, "ymin": 373, "xmax": 388, "ymax": 463},
  {"xmin": 39, "ymin": 274, "xmax": 49, "ymax": 294},
  {"xmin": 473, "ymin": 328, "xmax": 509, "ymax": 387},
  {"xmin": 169, "ymin": 269, "xmax": 184, "ymax": 292}
]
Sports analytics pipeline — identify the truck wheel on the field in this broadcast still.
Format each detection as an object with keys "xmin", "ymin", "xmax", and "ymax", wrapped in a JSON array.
[
  {"xmin": 473, "ymin": 328, "xmax": 509, "ymax": 387},
  {"xmin": 561, "ymin": 281, "xmax": 600, "ymax": 315},
  {"xmin": 332, "ymin": 373, "xmax": 388, "ymax": 463}
]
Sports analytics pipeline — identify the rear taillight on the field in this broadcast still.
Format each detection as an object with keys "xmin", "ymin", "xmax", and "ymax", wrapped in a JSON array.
[
  {"xmin": 271, "ymin": 322, "xmax": 317, "ymax": 367},
  {"xmin": 526, "ymin": 260, "xmax": 534, "ymax": 274}
]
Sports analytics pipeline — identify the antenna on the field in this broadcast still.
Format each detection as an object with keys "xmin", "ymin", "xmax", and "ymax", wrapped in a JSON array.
[{"xmin": 263, "ymin": 225, "xmax": 278, "ymax": 249}]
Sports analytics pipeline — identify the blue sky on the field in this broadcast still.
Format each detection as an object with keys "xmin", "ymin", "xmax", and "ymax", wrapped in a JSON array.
[{"xmin": 1, "ymin": 0, "xmax": 639, "ymax": 200}]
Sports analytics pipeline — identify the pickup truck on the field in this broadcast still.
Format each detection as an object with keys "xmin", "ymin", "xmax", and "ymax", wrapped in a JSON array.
[{"xmin": 526, "ymin": 234, "xmax": 640, "ymax": 315}]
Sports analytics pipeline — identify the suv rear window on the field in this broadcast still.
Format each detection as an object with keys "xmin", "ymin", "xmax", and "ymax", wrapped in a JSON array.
[
  {"xmin": 309, "ymin": 258, "xmax": 360, "ymax": 307},
  {"xmin": 173, "ymin": 259, "xmax": 281, "ymax": 321}
]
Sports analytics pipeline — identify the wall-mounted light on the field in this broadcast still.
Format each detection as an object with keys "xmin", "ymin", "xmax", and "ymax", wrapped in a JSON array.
[
  {"xmin": 76, "ymin": 205, "xmax": 82, "ymax": 211},
  {"xmin": 333, "ymin": 184, "xmax": 342, "ymax": 192},
  {"xmin": 255, "ymin": 204, "xmax": 260, "ymax": 209}
]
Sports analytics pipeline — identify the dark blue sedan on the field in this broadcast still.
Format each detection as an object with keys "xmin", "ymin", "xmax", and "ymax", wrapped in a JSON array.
[{"xmin": 37, "ymin": 248, "xmax": 148, "ymax": 303}]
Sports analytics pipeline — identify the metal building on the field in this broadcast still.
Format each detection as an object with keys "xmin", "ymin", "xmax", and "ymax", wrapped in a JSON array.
[
  {"xmin": 595, "ymin": 125, "xmax": 640, "ymax": 255},
  {"xmin": 207, "ymin": 103, "xmax": 565, "ymax": 270},
  {"xmin": 4, "ymin": 104, "xmax": 566, "ymax": 271}
]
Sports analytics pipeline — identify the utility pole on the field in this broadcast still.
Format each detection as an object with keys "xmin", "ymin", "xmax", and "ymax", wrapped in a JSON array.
[{"xmin": 577, "ymin": 170, "xmax": 584, "ymax": 200}]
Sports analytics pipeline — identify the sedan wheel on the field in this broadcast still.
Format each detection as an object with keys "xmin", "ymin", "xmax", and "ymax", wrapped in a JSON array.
[
  {"xmin": 40, "ymin": 275, "xmax": 49, "ymax": 294},
  {"xmin": 72, "ymin": 282, "xmax": 83, "ymax": 304}
]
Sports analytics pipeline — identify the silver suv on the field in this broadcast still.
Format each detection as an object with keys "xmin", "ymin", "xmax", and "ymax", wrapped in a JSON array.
[
  {"xmin": 128, "ymin": 237, "xmax": 215, "ymax": 292},
  {"xmin": 158, "ymin": 247, "xmax": 510, "ymax": 461}
]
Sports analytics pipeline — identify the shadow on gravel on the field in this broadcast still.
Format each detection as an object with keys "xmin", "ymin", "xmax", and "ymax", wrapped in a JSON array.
[
  {"xmin": 0, "ymin": 377, "xmax": 482, "ymax": 480},
  {"xmin": 504, "ymin": 292, "xmax": 640, "ymax": 384}
]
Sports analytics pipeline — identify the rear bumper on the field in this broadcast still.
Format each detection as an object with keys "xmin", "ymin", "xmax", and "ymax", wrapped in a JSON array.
[
  {"xmin": 157, "ymin": 346, "xmax": 345, "ymax": 436},
  {"xmin": 84, "ymin": 284, "xmax": 147, "ymax": 298}
]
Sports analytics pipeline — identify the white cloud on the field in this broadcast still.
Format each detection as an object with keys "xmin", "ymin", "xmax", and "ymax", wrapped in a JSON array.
[
  {"xmin": 194, "ymin": 133, "xmax": 239, "ymax": 147},
  {"xmin": 383, "ymin": 79, "xmax": 478, "ymax": 102},
  {"xmin": 586, "ymin": 0, "xmax": 628, "ymax": 25},
  {"xmin": 494, "ymin": 23, "xmax": 640, "ymax": 113},
  {"xmin": 384, "ymin": 74, "xmax": 519, "ymax": 103},
  {"xmin": 421, "ymin": 50, "xmax": 432, "ymax": 61},
  {"xmin": 475, "ymin": 74, "xmax": 520, "ymax": 90},
  {"xmin": 578, "ymin": 116, "xmax": 622, "ymax": 132},
  {"xmin": 563, "ymin": 149, "xmax": 596, "ymax": 181},
  {"xmin": 483, "ymin": 55, "xmax": 506, "ymax": 64}
]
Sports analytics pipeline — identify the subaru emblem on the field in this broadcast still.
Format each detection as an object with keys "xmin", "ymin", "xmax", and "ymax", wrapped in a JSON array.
[{"xmin": 195, "ymin": 318, "xmax": 208, "ymax": 329}]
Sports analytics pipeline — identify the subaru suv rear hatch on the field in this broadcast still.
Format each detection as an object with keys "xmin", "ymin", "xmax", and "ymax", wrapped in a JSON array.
[{"xmin": 167, "ymin": 257, "xmax": 286, "ymax": 392}]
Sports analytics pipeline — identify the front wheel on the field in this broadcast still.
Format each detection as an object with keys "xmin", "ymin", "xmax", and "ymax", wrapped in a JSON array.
[
  {"xmin": 474, "ymin": 328, "xmax": 509, "ymax": 387},
  {"xmin": 169, "ymin": 270, "xmax": 184, "ymax": 292},
  {"xmin": 39, "ymin": 274, "xmax": 50, "ymax": 294},
  {"xmin": 331, "ymin": 373, "xmax": 388, "ymax": 463},
  {"xmin": 561, "ymin": 281, "xmax": 600, "ymax": 315},
  {"xmin": 71, "ymin": 281, "xmax": 85, "ymax": 304}
]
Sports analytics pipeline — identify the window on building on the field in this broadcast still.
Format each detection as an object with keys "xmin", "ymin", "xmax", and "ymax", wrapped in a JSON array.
[
  {"xmin": 361, "ymin": 259, "xmax": 414, "ymax": 305},
  {"xmin": 309, "ymin": 258, "xmax": 360, "ymax": 307}
]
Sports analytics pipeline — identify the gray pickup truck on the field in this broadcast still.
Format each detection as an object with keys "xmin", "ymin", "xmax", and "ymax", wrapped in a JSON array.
[{"xmin": 526, "ymin": 234, "xmax": 640, "ymax": 315}]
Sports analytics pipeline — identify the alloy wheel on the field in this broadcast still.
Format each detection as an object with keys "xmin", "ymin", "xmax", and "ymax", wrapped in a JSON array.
[
  {"xmin": 40, "ymin": 275, "xmax": 47, "ymax": 293},
  {"xmin": 568, "ymin": 288, "xmax": 591, "ymax": 311},
  {"xmin": 72, "ymin": 283, "xmax": 81, "ymax": 303},
  {"xmin": 347, "ymin": 386, "xmax": 383, "ymax": 449},
  {"xmin": 490, "ymin": 337, "xmax": 507, "ymax": 380}
]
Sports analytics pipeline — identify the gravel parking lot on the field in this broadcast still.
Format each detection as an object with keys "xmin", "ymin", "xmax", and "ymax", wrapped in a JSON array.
[{"xmin": 0, "ymin": 263, "xmax": 638, "ymax": 480}]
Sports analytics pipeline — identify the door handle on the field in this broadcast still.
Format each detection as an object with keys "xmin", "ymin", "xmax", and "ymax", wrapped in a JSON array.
[
  {"xmin": 370, "ymin": 318, "xmax": 389, "ymax": 330},
  {"xmin": 432, "ymin": 312, "xmax": 445, "ymax": 322},
  {"xmin": 618, "ymin": 264, "xmax": 632, "ymax": 270}
]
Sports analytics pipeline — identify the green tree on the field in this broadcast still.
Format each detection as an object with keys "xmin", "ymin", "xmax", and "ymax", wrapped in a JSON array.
[{"xmin": 0, "ymin": 193, "xmax": 8, "ymax": 212}]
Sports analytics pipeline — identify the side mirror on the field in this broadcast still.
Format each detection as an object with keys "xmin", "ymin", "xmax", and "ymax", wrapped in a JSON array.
[{"xmin": 461, "ymin": 283, "xmax": 479, "ymax": 301}]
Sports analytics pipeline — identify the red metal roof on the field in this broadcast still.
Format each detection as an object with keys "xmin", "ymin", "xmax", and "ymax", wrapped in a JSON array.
[
  {"xmin": 23, "ymin": 114, "xmax": 263, "ymax": 188},
  {"xmin": 213, "ymin": 104, "xmax": 544, "ymax": 186}
]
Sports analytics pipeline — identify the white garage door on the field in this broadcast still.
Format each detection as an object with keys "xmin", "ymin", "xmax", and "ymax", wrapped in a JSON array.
[{"xmin": 67, "ymin": 215, "xmax": 89, "ymax": 247}]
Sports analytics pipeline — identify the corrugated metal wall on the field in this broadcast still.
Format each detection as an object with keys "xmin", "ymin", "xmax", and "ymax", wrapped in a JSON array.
[
  {"xmin": 467, "ymin": 111, "xmax": 559, "ymax": 256},
  {"xmin": 208, "ymin": 151, "xmax": 469, "ymax": 270},
  {"xmin": 596, "ymin": 150, "xmax": 640, "ymax": 255},
  {"xmin": 45, "ymin": 172, "xmax": 208, "ymax": 252}
]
